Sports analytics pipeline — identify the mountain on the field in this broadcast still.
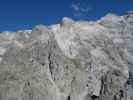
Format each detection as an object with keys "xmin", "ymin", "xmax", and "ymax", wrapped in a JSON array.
[{"xmin": 0, "ymin": 11, "xmax": 133, "ymax": 100}]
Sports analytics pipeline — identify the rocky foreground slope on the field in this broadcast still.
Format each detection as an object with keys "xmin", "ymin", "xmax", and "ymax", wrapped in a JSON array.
[{"xmin": 0, "ymin": 12, "xmax": 133, "ymax": 100}]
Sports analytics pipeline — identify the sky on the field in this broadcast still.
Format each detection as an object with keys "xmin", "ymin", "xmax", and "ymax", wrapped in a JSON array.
[{"xmin": 0, "ymin": 0, "xmax": 133, "ymax": 31}]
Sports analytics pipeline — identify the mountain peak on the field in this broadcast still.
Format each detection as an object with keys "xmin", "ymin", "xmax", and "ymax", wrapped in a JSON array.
[{"xmin": 0, "ymin": 13, "xmax": 133, "ymax": 100}]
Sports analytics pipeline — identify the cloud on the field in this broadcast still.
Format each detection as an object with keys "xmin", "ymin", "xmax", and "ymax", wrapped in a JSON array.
[
  {"xmin": 71, "ymin": 0, "xmax": 92, "ymax": 18},
  {"xmin": 71, "ymin": 3, "xmax": 80, "ymax": 11}
]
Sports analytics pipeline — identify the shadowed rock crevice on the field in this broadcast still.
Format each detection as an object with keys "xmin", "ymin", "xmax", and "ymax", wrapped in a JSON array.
[{"xmin": 68, "ymin": 95, "xmax": 71, "ymax": 100}]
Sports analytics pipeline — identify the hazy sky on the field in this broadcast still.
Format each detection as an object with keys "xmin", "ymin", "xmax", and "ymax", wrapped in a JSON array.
[{"xmin": 0, "ymin": 0, "xmax": 133, "ymax": 31}]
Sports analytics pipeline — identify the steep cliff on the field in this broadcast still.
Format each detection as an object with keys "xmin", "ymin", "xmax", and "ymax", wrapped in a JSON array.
[{"xmin": 0, "ymin": 12, "xmax": 133, "ymax": 100}]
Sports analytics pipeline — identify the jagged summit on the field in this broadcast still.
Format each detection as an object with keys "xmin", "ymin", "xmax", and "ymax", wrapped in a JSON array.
[
  {"xmin": 0, "ymin": 12, "xmax": 133, "ymax": 100},
  {"xmin": 62, "ymin": 17, "xmax": 74, "ymax": 23},
  {"xmin": 127, "ymin": 11, "xmax": 133, "ymax": 15}
]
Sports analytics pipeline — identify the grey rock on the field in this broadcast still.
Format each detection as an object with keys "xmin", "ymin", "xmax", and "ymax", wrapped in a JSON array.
[{"xmin": 0, "ymin": 12, "xmax": 133, "ymax": 100}]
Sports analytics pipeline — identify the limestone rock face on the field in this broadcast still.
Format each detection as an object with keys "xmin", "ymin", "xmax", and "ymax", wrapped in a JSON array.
[{"xmin": 0, "ymin": 12, "xmax": 133, "ymax": 100}]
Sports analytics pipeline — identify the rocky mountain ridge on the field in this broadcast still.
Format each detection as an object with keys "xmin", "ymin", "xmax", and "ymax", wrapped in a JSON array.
[{"xmin": 0, "ymin": 12, "xmax": 133, "ymax": 100}]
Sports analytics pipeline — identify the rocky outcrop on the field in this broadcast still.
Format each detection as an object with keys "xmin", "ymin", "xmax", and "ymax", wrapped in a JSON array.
[{"xmin": 0, "ymin": 12, "xmax": 133, "ymax": 100}]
